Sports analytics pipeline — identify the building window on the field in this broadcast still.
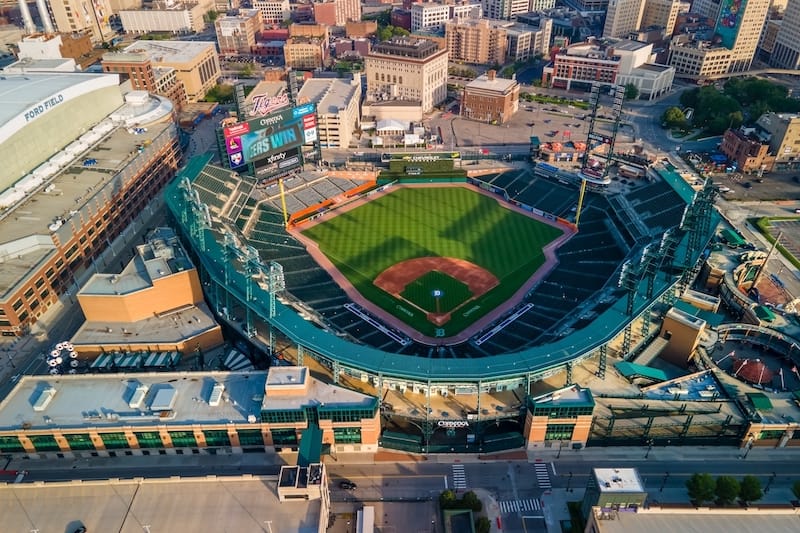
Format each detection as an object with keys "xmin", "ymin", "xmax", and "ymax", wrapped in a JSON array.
[
  {"xmin": 134, "ymin": 431, "xmax": 163, "ymax": 448},
  {"xmin": 237, "ymin": 429, "xmax": 264, "ymax": 446},
  {"xmin": 270, "ymin": 428, "xmax": 298, "ymax": 445},
  {"xmin": 28, "ymin": 434, "xmax": 60, "ymax": 452},
  {"xmin": 64, "ymin": 433, "xmax": 95, "ymax": 451},
  {"xmin": 0, "ymin": 436, "xmax": 24, "ymax": 453},
  {"xmin": 168, "ymin": 431, "xmax": 197, "ymax": 447},
  {"xmin": 203, "ymin": 430, "xmax": 231, "ymax": 447},
  {"xmin": 544, "ymin": 424, "xmax": 575, "ymax": 440},
  {"xmin": 333, "ymin": 427, "xmax": 361, "ymax": 444},
  {"xmin": 100, "ymin": 432, "xmax": 129, "ymax": 449}
]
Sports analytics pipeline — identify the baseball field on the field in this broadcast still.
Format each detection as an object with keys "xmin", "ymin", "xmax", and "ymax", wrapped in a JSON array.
[{"xmin": 299, "ymin": 186, "xmax": 563, "ymax": 338}]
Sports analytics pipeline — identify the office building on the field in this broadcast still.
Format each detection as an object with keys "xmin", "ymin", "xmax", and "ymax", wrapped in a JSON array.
[
  {"xmin": 603, "ymin": 0, "xmax": 646, "ymax": 38},
  {"xmin": 718, "ymin": 127, "xmax": 774, "ymax": 173},
  {"xmin": 411, "ymin": 2, "xmax": 451, "ymax": 32},
  {"xmin": 461, "ymin": 69, "xmax": 519, "ymax": 123},
  {"xmin": 312, "ymin": 0, "xmax": 361, "ymax": 26},
  {"xmin": 296, "ymin": 75, "xmax": 362, "ymax": 148},
  {"xmin": 284, "ymin": 23, "xmax": 330, "ymax": 70},
  {"xmin": 215, "ymin": 9, "xmax": 263, "ymax": 56},
  {"xmin": 771, "ymin": 0, "xmax": 800, "ymax": 68},
  {"xmin": 755, "ymin": 112, "xmax": 800, "ymax": 171},
  {"xmin": 119, "ymin": 1, "xmax": 206, "ymax": 34},
  {"xmin": 46, "ymin": 0, "xmax": 115, "ymax": 42},
  {"xmin": 505, "ymin": 18, "xmax": 553, "ymax": 61},
  {"xmin": 580, "ymin": 468, "xmax": 647, "ymax": 519},
  {"xmin": 102, "ymin": 51, "xmax": 188, "ymax": 109},
  {"xmin": 481, "ymin": 0, "xmax": 530, "ymax": 20},
  {"xmin": 365, "ymin": 37, "xmax": 448, "ymax": 114},
  {"xmin": 0, "ymin": 73, "xmax": 180, "ymax": 336},
  {"xmin": 251, "ymin": 0, "xmax": 291, "ymax": 24},
  {"xmin": 119, "ymin": 40, "xmax": 221, "ymax": 102},
  {"xmin": 640, "ymin": 0, "xmax": 681, "ymax": 37}
]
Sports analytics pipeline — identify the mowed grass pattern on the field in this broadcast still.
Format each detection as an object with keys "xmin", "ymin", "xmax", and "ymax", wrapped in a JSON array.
[
  {"xmin": 400, "ymin": 271, "xmax": 473, "ymax": 314},
  {"xmin": 300, "ymin": 187, "xmax": 562, "ymax": 336}
]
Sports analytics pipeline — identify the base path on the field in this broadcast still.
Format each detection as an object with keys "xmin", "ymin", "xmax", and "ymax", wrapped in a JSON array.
[{"xmin": 374, "ymin": 257, "xmax": 498, "ymax": 296}]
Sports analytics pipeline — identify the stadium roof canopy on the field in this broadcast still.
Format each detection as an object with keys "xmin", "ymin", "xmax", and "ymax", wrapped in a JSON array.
[{"xmin": 0, "ymin": 72, "xmax": 119, "ymax": 145}]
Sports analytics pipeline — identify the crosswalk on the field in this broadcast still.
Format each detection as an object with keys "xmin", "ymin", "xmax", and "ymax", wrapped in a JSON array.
[
  {"xmin": 451, "ymin": 464, "xmax": 467, "ymax": 490},
  {"xmin": 534, "ymin": 462, "xmax": 551, "ymax": 489},
  {"xmin": 499, "ymin": 499, "xmax": 542, "ymax": 514}
]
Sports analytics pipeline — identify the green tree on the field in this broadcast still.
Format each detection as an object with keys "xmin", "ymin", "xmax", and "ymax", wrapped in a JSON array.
[
  {"xmin": 240, "ymin": 63, "xmax": 254, "ymax": 78},
  {"xmin": 686, "ymin": 473, "xmax": 716, "ymax": 505},
  {"xmin": 475, "ymin": 516, "xmax": 491, "ymax": 533},
  {"xmin": 624, "ymin": 83, "xmax": 639, "ymax": 100},
  {"xmin": 792, "ymin": 480, "xmax": 800, "ymax": 500},
  {"xmin": 715, "ymin": 476, "xmax": 741, "ymax": 506},
  {"xmin": 205, "ymin": 9, "xmax": 218, "ymax": 22},
  {"xmin": 439, "ymin": 489, "xmax": 457, "ymax": 509},
  {"xmin": 377, "ymin": 26, "xmax": 393, "ymax": 41},
  {"xmin": 739, "ymin": 475, "xmax": 763, "ymax": 504},
  {"xmin": 662, "ymin": 106, "xmax": 688, "ymax": 128},
  {"xmin": 392, "ymin": 26, "xmax": 410, "ymax": 37},
  {"xmin": 462, "ymin": 491, "xmax": 483, "ymax": 512}
]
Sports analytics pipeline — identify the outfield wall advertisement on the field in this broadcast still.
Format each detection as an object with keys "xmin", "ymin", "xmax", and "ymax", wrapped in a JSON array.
[{"xmin": 223, "ymin": 101, "xmax": 317, "ymax": 177}]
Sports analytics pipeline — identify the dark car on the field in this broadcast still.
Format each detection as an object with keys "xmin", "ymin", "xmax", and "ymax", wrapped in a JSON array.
[
  {"xmin": 339, "ymin": 480, "xmax": 357, "ymax": 490},
  {"xmin": 793, "ymin": 176, "xmax": 800, "ymax": 183},
  {"xmin": 743, "ymin": 182, "xmax": 752, "ymax": 189}
]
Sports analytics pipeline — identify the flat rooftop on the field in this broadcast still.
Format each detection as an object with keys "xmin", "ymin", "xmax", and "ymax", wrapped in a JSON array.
[
  {"xmin": 0, "ymin": 368, "xmax": 376, "ymax": 430},
  {"xmin": 466, "ymin": 74, "xmax": 518, "ymax": 93},
  {"xmin": 123, "ymin": 40, "xmax": 215, "ymax": 64},
  {"xmin": 261, "ymin": 366, "xmax": 376, "ymax": 412},
  {"xmin": 590, "ymin": 507, "xmax": 800, "ymax": 532},
  {"xmin": 297, "ymin": 77, "xmax": 359, "ymax": 115},
  {"xmin": 594, "ymin": 468, "xmax": 644, "ymax": 493},
  {"xmin": 70, "ymin": 301, "xmax": 219, "ymax": 346},
  {"xmin": 0, "ymin": 477, "xmax": 320, "ymax": 533}
]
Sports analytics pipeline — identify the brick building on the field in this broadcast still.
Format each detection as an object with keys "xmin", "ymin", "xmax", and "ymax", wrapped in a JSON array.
[{"xmin": 461, "ymin": 69, "xmax": 519, "ymax": 124}]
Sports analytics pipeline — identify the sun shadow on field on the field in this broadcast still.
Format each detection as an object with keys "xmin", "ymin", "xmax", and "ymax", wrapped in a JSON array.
[{"xmin": 340, "ymin": 236, "xmax": 435, "ymax": 277}]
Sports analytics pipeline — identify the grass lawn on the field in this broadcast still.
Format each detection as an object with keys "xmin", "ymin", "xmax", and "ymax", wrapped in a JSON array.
[
  {"xmin": 300, "ymin": 187, "xmax": 562, "ymax": 336},
  {"xmin": 400, "ymin": 271, "xmax": 473, "ymax": 314}
]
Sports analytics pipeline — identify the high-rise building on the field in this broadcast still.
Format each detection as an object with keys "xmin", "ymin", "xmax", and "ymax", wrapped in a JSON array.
[
  {"xmin": 312, "ymin": 0, "xmax": 361, "ymax": 26},
  {"xmin": 771, "ymin": 0, "xmax": 800, "ymax": 68},
  {"xmin": 410, "ymin": 2, "xmax": 451, "ymax": 32},
  {"xmin": 47, "ymin": 0, "xmax": 115, "ymax": 42},
  {"xmin": 640, "ymin": 0, "xmax": 681, "ymax": 36},
  {"xmin": 251, "ymin": 0, "xmax": 290, "ymax": 25},
  {"xmin": 721, "ymin": 0, "xmax": 771, "ymax": 72},
  {"xmin": 284, "ymin": 23, "xmax": 329, "ymax": 70},
  {"xmin": 691, "ymin": 0, "xmax": 722, "ymax": 20},
  {"xmin": 445, "ymin": 18, "xmax": 508, "ymax": 65},
  {"xmin": 215, "ymin": 9, "xmax": 263, "ymax": 56},
  {"xmin": 481, "ymin": 0, "xmax": 530, "ymax": 19},
  {"xmin": 365, "ymin": 37, "xmax": 448, "ymax": 113},
  {"xmin": 603, "ymin": 0, "xmax": 646, "ymax": 38}
]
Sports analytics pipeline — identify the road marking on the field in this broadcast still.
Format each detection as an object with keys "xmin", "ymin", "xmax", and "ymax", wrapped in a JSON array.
[
  {"xmin": 444, "ymin": 475, "xmax": 448, "ymax": 490},
  {"xmin": 551, "ymin": 462, "xmax": 557, "ymax": 476},
  {"xmin": 534, "ymin": 462, "xmax": 551, "ymax": 489},
  {"xmin": 451, "ymin": 464, "xmax": 467, "ymax": 490},
  {"xmin": 499, "ymin": 499, "xmax": 542, "ymax": 513}
]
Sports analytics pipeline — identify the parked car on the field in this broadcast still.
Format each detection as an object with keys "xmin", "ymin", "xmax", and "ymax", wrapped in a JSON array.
[{"xmin": 339, "ymin": 480, "xmax": 357, "ymax": 490}]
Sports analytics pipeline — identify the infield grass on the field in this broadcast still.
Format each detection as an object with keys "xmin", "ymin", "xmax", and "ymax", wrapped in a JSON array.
[
  {"xmin": 300, "ymin": 186, "xmax": 562, "ymax": 337},
  {"xmin": 400, "ymin": 271, "xmax": 473, "ymax": 314}
]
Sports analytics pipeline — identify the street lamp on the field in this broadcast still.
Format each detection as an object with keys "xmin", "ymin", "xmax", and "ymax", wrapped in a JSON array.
[
  {"xmin": 566, "ymin": 471, "xmax": 573, "ymax": 492},
  {"xmin": 765, "ymin": 472, "xmax": 776, "ymax": 493},
  {"xmin": 645, "ymin": 439, "xmax": 654, "ymax": 459},
  {"xmin": 557, "ymin": 440, "xmax": 563, "ymax": 459}
]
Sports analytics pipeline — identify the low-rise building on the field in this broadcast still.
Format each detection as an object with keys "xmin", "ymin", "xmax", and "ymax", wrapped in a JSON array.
[
  {"xmin": 505, "ymin": 18, "xmax": 553, "ymax": 61},
  {"xmin": 524, "ymin": 385, "xmax": 594, "ymax": 449},
  {"xmin": 461, "ymin": 69, "xmax": 519, "ymax": 123},
  {"xmin": 719, "ymin": 127, "xmax": 774, "ymax": 174},
  {"xmin": 543, "ymin": 38, "xmax": 673, "ymax": 98},
  {"xmin": 668, "ymin": 38, "xmax": 732, "ymax": 81},
  {"xmin": 297, "ymin": 75, "xmax": 361, "ymax": 148},
  {"xmin": 756, "ymin": 112, "xmax": 800, "ymax": 171},
  {"xmin": 215, "ymin": 9, "xmax": 263, "ymax": 56},
  {"xmin": 69, "ymin": 227, "xmax": 223, "ymax": 356},
  {"xmin": 346, "ymin": 20, "xmax": 378, "ymax": 38},
  {"xmin": 0, "ymin": 366, "xmax": 380, "ymax": 455},
  {"xmin": 119, "ymin": 1, "xmax": 206, "ymax": 35}
]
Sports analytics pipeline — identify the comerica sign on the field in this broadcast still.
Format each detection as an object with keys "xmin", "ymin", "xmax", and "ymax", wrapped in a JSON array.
[{"xmin": 24, "ymin": 94, "xmax": 64, "ymax": 122}]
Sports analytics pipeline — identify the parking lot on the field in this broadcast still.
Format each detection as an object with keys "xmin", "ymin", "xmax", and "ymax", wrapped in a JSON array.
[{"xmin": 683, "ymin": 151, "xmax": 800, "ymax": 201}]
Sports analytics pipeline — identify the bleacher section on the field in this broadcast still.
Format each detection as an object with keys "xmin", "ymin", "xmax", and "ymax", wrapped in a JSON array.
[
  {"xmin": 260, "ymin": 172, "xmax": 369, "ymax": 215},
  {"xmin": 482, "ymin": 170, "xmax": 577, "ymax": 218}
]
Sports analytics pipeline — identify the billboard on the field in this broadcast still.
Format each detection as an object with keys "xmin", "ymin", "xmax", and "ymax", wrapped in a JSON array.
[
  {"xmin": 223, "ymin": 102, "xmax": 318, "ymax": 176},
  {"xmin": 714, "ymin": 0, "xmax": 746, "ymax": 50}
]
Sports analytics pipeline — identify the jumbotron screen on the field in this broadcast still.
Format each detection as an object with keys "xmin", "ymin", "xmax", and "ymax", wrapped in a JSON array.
[{"xmin": 222, "ymin": 98, "xmax": 317, "ymax": 178}]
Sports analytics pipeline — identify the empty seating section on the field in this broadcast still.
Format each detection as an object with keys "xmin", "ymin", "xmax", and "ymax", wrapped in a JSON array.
[
  {"xmin": 192, "ymin": 167, "xmax": 235, "ymax": 213},
  {"xmin": 624, "ymin": 181, "xmax": 684, "ymax": 233}
]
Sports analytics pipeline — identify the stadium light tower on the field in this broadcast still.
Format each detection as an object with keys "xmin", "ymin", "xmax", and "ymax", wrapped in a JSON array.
[{"xmin": 574, "ymin": 84, "xmax": 626, "ymax": 228}]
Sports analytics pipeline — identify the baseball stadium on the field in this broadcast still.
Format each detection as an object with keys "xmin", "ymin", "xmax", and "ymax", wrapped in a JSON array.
[{"xmin": 165, "ymin": 140, "xmax": 720, "ymax": 448}]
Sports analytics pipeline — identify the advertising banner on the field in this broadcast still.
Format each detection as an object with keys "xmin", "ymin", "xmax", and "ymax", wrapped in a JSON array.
[{"xmin": 715, "ymin": 0, "xmax": 747, "ymax": 49}]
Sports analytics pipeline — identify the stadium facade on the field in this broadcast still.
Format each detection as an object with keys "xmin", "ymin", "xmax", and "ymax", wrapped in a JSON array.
[{"xmin": 0, "ymin": 72, "xmax": 181, "ymax": 335}]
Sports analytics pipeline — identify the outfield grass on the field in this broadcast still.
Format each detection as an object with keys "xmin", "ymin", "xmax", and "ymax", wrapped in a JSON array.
[{"xmin": 300, "ymin": 187, "xmax": 562, "ymax": 336}]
